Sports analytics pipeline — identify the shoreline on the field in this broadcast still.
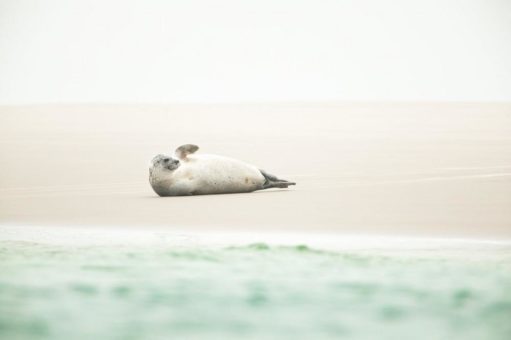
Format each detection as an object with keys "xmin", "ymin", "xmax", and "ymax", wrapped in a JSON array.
[{"xmin": 2, "ymin": 224, "xmax": 510, "ymax": 250}]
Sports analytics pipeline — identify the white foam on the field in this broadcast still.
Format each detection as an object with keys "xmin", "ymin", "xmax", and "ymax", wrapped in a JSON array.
[{"xmin": 1, "ymin": 224, "xmax": 510, "ymax": 258}]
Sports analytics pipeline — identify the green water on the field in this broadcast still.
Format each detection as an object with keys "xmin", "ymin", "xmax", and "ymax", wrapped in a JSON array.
[{"xmin": 1, "ymin": 241, "xmax": 511, "ymax": 340}]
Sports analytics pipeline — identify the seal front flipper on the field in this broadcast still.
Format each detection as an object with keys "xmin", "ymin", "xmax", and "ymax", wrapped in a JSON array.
[
  {"xmin": 260, "ymin": 169, "xmax": 296, "ymax": 189},
  {"xmin": 175, "ymin": 144, "xmax": 199, "ymax": 161}
]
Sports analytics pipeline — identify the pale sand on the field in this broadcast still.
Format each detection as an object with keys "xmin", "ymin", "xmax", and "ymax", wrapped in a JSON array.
[{"xmin": 0, "ymin": 103, "xmax": 510, "ymax": 238}]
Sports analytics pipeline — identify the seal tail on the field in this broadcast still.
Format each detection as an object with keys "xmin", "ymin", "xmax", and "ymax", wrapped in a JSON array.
[{"xmin": 260, "ymin": 170, "xmax": 296, "ymax": 189}]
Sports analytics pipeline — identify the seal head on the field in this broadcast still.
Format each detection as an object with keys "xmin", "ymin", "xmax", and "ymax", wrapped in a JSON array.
[
  {"xmin": 149, "ymin": 154, "xmax": 182, "ymax": 196},
  {"xmin": 150, "ymin": 154, "xmax": 180, "ymax": 172}
]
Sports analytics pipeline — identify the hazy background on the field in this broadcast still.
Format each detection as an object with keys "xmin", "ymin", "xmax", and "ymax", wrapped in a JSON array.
[{"xmin": 1, "ymin": 0, "xmax": 511, "ymax": 104}]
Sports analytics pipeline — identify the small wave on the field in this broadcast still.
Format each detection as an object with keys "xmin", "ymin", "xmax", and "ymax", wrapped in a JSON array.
[{"xmin": 1, "ymin": 238, "xmax": 510, "ymax": 340}]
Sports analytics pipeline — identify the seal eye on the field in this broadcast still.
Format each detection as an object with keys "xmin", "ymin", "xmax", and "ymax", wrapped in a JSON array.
[{"xmin": 163, "ymin": 158, "xmax": 170, "ymax": 163}]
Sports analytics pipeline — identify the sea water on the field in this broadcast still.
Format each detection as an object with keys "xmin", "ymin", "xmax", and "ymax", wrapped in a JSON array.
[{"xmin": 0, "ymin": 226, "xmax": 510, "ymax": 340}]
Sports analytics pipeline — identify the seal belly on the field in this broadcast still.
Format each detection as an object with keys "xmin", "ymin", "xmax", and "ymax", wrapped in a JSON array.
[{"xmin": 181, "ymin": 155, "xmax": 265, "ymax": 195}]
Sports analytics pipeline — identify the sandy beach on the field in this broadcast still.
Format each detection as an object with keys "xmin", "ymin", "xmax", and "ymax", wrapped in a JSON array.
[{"xmin": 1, "ymin": 102, "xmax": 510, "ymax": 238}]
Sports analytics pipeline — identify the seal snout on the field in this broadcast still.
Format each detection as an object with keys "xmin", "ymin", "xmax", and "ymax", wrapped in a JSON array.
[
  {"xmin": 151, "ymin": 154, "xmax": 181, "ymax": 172},
  {"xmin": 163, "ymin": 157, "xmax": 180, "ymax": 170}
]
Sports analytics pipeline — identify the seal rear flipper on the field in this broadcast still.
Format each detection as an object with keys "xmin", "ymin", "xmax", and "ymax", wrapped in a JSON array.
[
  {"xmin": 260, "ymin": 169, "xmax": 296, "ymax": 189},
  {"xmin": 175, "ymin": 144, "xmax": 199, "ymax": 160}
]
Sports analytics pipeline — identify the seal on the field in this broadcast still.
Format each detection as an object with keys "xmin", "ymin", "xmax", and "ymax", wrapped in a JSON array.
[{"xmin": 149, "ymin": 144, "xmax": 296, "ymax": 196}]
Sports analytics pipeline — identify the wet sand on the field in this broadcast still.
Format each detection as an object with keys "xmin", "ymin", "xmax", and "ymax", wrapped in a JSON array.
[{"xmin": 0, "ymin": 103, "xmax": 510, "ymax": 238}]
